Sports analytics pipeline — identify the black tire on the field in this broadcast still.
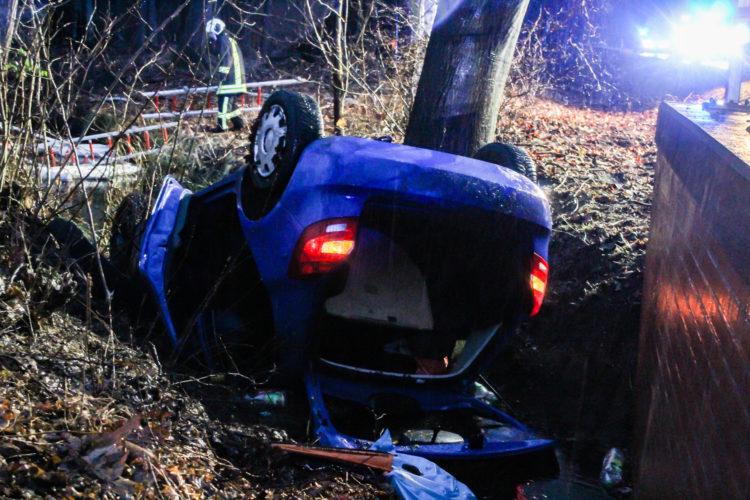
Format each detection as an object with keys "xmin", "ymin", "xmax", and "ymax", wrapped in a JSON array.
[
  {"xmin": 473, "ymin": 143, "xmax": 537, "ymax": 183},
  {"xmin": 247, "ymin": 90, "xmax": 323, "ymax": 193},
  {"xmin": 109, "ymin": 193, "xmax": 149, "ymax": 277}
]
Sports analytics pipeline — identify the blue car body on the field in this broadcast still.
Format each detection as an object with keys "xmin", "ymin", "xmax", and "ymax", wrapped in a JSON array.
[{"xmin": 138, "ymin": 136, "xmax": 554, "ymax": 464}]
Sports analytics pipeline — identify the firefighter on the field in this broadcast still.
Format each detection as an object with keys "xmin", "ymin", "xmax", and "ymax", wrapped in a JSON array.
[{"xmin": 206, "ymin": 18, "xmax": 246, "ymax": 132}]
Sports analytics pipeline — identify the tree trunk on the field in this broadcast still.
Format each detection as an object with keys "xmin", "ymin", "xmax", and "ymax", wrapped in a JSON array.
[
  {"xmin": 182, "ymin": 0, "xmax": 208, "ymax": 55},
  {"xmin": 1, "ymin": 0, "xmax": 19, "ymax": 49},
  {"xmin": 403, "ymin": 0, "xmax": 529, "ymax": 156},
  {"xmin": 332, "ymin": 0, "xmax": 347, "ymax": 135}
]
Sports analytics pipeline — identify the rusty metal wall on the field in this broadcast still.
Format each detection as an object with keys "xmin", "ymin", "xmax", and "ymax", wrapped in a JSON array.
[{"xmin": 635, "ymin": 103, "xmax": 750, "ymax": 499}]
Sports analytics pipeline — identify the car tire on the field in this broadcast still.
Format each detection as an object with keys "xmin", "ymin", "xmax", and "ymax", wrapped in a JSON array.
[
  {"xmin": 110, "ymin": 193, "xmax": 149, "ymax": 277},
  {"xmin": 473, "ymin": 143, "xmax": 537, "ymax": 183},
  {"xmin": 247, "ymin": 90, "xmax": 323, "ymax": 193}
]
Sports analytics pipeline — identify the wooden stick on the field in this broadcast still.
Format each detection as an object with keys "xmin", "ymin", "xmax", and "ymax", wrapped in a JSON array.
[{"xmin": 271, "ymin": 443, "xmax": 393, "ymax": 472}]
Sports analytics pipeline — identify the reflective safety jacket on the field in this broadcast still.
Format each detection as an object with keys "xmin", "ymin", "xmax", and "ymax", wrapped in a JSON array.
[{"xmin": 215, "ymin": 34, "xmax": 245, "ymax": 95}]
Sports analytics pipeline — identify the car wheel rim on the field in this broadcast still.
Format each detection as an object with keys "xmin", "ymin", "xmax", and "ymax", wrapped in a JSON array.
[{"xmin": 254, "ymin": 104, "xmax": 288, "ymax": 178}]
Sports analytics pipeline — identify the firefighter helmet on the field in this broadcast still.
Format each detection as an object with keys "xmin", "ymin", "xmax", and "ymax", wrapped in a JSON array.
[{"xmin": 206, "ymin": 18, "xmax": 226, "ymax": 40}]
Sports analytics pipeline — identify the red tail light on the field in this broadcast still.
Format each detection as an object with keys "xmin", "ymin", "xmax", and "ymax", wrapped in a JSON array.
[
  {"xmin": 530, "ymin": 253, "xmax": 548, "ymax": 316},
  {"xmin": 289, "ymin": 218, "xmax": 358, "ymax": 278}
]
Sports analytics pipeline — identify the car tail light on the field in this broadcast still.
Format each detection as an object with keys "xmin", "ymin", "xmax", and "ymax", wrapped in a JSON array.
[
  {"xmin": 289, "ymin": 218, "xmax": 358, "ymax": 278},
  {"xmin": 530, "ymin": 253, "xmax": 548, "ymax": 316}
]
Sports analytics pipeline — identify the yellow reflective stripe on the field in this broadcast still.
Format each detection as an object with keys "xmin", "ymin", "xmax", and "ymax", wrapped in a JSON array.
[
  {"xmin": 219, "ymin": 97, "xmax": 229, "ymax": 128},
  {"xmin": 217, "ymin": 84, "xmax": 246, "ymax": 94},
  {"xmin": 218, "ymin": 66, "xmax": 230, "ymax": 73},
  {"xmin": 219, "ymin": 84, "xmax": 245, "ymax": 91},
  {"xmin": 225, "ymin": 108, "xmax": 242, "ymax": 118},
  {"xmin": 229, "ymin": 38, "xmax": 242, "ymax": 86}
]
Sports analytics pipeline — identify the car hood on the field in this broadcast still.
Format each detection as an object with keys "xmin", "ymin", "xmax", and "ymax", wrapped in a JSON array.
[{"xmin": 282, "ymin": 137, "xmax": 551, "ymax": 230}]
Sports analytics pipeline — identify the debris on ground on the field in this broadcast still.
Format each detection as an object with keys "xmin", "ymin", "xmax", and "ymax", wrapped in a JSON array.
[
  {"xmin": 272, "ymin": 432, "xmax": 479, "ymax": 499},
  {"xmin": 369, "ymin": 430, "xmax": 477, "ymax": 500},
  {"xmin": 0, "ymin": 202, "xmax": 390, "ymax": 498}
]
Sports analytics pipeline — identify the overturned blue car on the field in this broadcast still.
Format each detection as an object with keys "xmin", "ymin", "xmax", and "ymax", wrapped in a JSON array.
[{"xmin": 109, "ymin": 90, "xmax": 556, "ymax": 488}]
